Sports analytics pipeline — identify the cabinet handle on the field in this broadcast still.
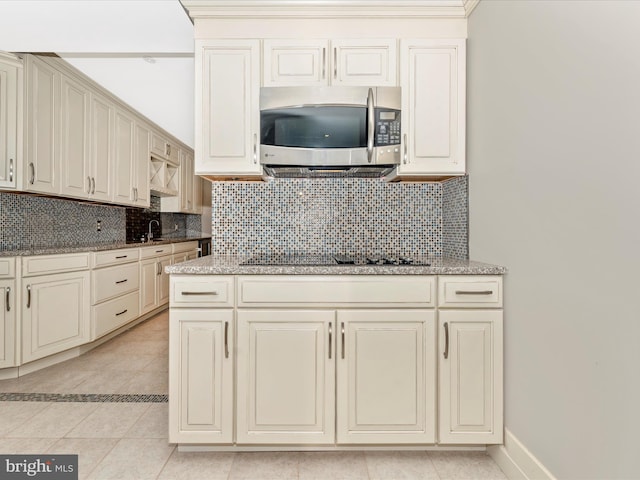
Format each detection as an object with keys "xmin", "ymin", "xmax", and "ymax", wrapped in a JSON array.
[
  {"xmin": 328, "ymin": 323, "xmax": 332, "ymax": 359},
  {"xmin": 454, "ymin": 290, "xmax": 494, "ymax": 295},
  {"xmin": 29, "ymin": 163, "xmax": 35, "ymax": 184},
  {"xmin": 115, "ymin": 255, "xmax": 128, "ymax": 259},
  {"xmin": 181, "ymin": 291, "xmax": 218, "ymax": 296},
  {"xmin": 322, "ymin": 47, "xmax": 326, "ymax": 79},
  {"xmin": 115, "ymin": 309, "xmax": 128, "ymax": 316},
  {"xmin": 333, "ymin": 47, "xmax": 337, "ymax": 79},
  {"xmin": 253, "ymin": 133, "xmax": 257, "ymax": 164},
  {"xmin": 115, "ymin": 279, "xmax": 128, "ymax": 284},
  {"xmin": 155, "ymin": 250, "xmax": 164, "ymax": 253},
  {"xmin": 224, "ymin": 321, "xmax": 229, "ymax": 359},
  {"xmin": 403, "ymin": 134, "xmax": 408, "ymax": 164},
  {"xmin": 341, "ymin": 322, "xmax": 345, "ymax": 359},
  {"xmin": 9, "ymin": 158, "xmax": 13, "ymax": 182},
  {"xmin": 26, "ymin": 285, "xmax": 31, "ymax": 308},
  {"xmin": 91, "ymin": 177, "xmax": 96, "ymax": 195},
  {"xmin": 5, "ymin": 287, "xmax": 10, "ymax": 312},
  {"xmin": 443, "ymin": 322, "xmax": 449, "ymax": 359},
  {"xmin": 86, "ymin": 176, "xmax": 92, "ymax": 194},
  {"xmin": 366, "ymin": 88, "xmax": 374, "ymax": 163},
  {"xmin": 156, "ymin": 262, "xmax": 161, "ymax": 275}
]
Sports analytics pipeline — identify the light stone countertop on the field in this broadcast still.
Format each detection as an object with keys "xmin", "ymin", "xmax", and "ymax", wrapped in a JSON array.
[
  {"xmin": 0, "ymin": 236, "xmax": 209, "ymax": 257},
  {"xmin": 166, "ymin": 255, "xmax": 507, "ymax": 275}
]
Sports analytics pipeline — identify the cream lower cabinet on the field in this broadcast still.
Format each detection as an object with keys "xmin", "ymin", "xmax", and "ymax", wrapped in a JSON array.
[
  {"xmin": 139, "ymin": 254, "xmax": 172, "ymax": 315},
  {"xmin": 21, "ymin": 270, "xmax": 90, "ymax": 363},
  {"xmin": 0, "ymin": 279, "xmax": 16, "ymax": 368},
  {"xmin": 438, "ymin": 276, "xmax": 503, "ymax": 444},
  {"xmin": 236, "ymin": 310, "xmax": 335, "ymax": 444},
  {"xmin": 336, "ymin": 309, "xmax": 436, "ymax": 444},
  {"xmin": 169, "ymin": 308, "xmax": 234, "ymax": 444}
]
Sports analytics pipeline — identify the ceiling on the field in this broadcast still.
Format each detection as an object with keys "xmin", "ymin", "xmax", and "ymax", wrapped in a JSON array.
[{"xmin": 0, "ymin": 0, "xmax": 195, "ymax": 147}]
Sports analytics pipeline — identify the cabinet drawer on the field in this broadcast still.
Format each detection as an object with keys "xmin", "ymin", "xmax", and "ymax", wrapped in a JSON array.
[
  {"xmin": 438, "ymin": 276, "xmax": 503, "ymax": 308},
  {"xmin": 140, "ymin": 244, "xmax": 173, "ymax": 259},
  {"xmin": 22, "ymin": 252, "xmax": 90, "ymax": 277},
  {"xmin": 0, "ymin": 258, "xmax": 15, "ymax": 278},
  {"xmin": 171, "ymin": 276, "xmax": 234, "ymax": 307},
  {"xmin": 237, "ymin": 276, "xmax": 435, "ymax": 307},
  {"xmin": 92, "ymin": 291, "xmax": 140, "ymax": 339},
  {"xmin": 92, "ymin": 263, "xmax": 140, "ymax": 304},
  {"xmin": 92, "ymin": 248, "xmax": 140, "ymax": 268},
  {"xmin": 172, "ymin": 241, "xmax": 199, "ymax": 254}
]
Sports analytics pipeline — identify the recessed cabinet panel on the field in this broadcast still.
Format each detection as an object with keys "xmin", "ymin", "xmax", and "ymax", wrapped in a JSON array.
[
  {"xmin": 0, "ymin": 280, "xmax": 16, "ymax": 368},
  {"xmin": 60, "ymin": 74, "xmax": 90, "ymax": 198},
  {"xmin": 336, "ymin": 309, "xmax": 436, "ymax": 444},
  {"xmin": 264, "ymin": 40, "xmax": 326, "ymax": 86},
  {"xmin": 333, "ymin": 39, "xmax": 397, "ymax": 86},
  {"xmin": 236, "ymin": 309, "xmax": 335, "ymax": 444},
  {"xmin": 0, "ymin": 55, "xmax": 19, "ymax": 189},
  {"xmin": 113, "ymin": 109, "xmax": 135, "ymax": 204},
  {"xmin": 90, "ymin": 94, "xmax": 113, "ymax": 202}
]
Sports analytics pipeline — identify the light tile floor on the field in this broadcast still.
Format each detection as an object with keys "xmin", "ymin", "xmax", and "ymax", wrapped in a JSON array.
[{"xmin": 0, "ymin": 310, "xmax": 508, "ymax": 480}]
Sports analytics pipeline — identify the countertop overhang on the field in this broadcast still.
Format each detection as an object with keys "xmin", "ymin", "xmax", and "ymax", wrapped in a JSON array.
[{"xmin": 166, "ymin": 255, "xmax": 507, "ymax": 275}]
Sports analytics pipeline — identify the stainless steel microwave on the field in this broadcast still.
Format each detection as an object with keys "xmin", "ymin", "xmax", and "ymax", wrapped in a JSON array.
[{"xmin": 259, "ymin": 86, "xmax": 401, "ymax": 178}]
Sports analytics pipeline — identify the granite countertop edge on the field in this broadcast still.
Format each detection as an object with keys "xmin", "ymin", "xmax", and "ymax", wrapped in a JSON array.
[
  {"xmin": 166, "ymin": 255, "xmax": 507, "ymax": 275},
  {"xmin": 0, "ymin": 236, "xmax": 210, "ymax": 257}
]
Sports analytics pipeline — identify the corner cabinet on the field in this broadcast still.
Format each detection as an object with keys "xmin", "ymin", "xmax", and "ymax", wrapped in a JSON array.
[
  {"xmin": 398, "ymin": 39, "xmax": 466, "ymax": 176},
  {"xmin": 195, "ymin": 40, "xmax": 261, "ymax": 178}
]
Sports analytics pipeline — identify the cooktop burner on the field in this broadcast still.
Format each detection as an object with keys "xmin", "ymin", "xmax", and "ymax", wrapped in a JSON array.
[{"xmin": 241, "ymin": 254, "xmax": 430, "ymax": 266}]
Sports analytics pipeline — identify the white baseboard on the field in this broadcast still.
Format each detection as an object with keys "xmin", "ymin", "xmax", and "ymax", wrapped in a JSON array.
[{"xmin": 488, "ymin": 429, "xmax": 556, "ymax": 480}]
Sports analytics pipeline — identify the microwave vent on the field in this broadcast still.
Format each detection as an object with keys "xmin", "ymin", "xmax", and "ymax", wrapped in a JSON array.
[{"xmin": 263, "ymin": 165, "xmax": 396, "ymax": 179}]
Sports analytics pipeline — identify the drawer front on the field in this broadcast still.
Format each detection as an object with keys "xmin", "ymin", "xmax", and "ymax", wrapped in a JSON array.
[
  {"xmin": 438, "ymin": 276, "xmax": 503, "ymax": 308},
  {"xmin": 172, "ymin": 241, "xmax": 199, "ymax": 254},
  {"xmin": 171, "ymin": 276, "xmax": 234, "ymax": 307},
  {"xmin": 0, "ymin": 258, "xmax": 16, "ymax": 278},
  {"xmin": 140, "ymin": 244, "xmax": 173, "ymax": 259},
  {"xmin": 92, "ymin": 263, "xmax": 140, "ymax": 304},
  {"xmin": 92, "ymin": 248, "xmax": 140, "ymax": 268},
  {"xmin": 92, "ymin": 291, "xmax": 140, "ymax": 339},
  {"xmin": 237, "ymin": 276, "xmax": 435, "ymax": 307},
  {"xmin": 22, "ymin": 253, "xmax": 90, "ymax": 277}
]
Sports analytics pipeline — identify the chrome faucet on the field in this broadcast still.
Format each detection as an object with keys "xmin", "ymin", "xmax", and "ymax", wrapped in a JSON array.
[{"xmin": 148, "ymin": 219, "xmax": 160, "ymax": 240}]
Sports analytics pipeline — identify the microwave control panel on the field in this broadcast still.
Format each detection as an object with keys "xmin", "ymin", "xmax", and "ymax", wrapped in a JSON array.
[{"xmin": 375, "ymin": 109, "xmax": 401, "ymax": 146}]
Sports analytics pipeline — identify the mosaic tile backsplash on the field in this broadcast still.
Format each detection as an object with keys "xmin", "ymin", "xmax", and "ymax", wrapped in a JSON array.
[{"xmin": 211, "ymin": 176, "xmax": 468, "ymax": 258}]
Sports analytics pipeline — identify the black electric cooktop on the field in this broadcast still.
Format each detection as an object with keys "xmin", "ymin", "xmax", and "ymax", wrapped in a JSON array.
[{"xmin": 240, "ymin": 254, "xmax": 430, "ymax": 266}]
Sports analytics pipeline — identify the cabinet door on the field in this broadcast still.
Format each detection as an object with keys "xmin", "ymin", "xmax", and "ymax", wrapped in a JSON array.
[
  {"xmin": 133, "ymin": 122, "xmax": 151, "ymax": 207},
  {"xmin": 25, "ymin": 55, "xmax": 59, "ymax": 194},
  {"xmin": 59, "ymin": 74, "xmax": 90, "ymax": 199},
  {"xmin": 439, "ymin": 310, "xmax": 503, "ymax": 444},
  {"xmin": 263, "ymin": 39, "xmax": 328, "ymax": 86},
  {"xmin": 169, "ymin": 308, "xmax": 234, "ymax": 443},
  {"xmin": 237, "ymin": 310, "xmax": 335, "ymax": 444},
  {"xmin": 181, "ymin": 149, "xmax": 194, "ymax": 213},
  {"xmin": 336, "ymin": 310, "xmax": 436, "ymax": 444},
  {"xmin": 139, "ymin": 258, "xmax": 158, "ymax": 315},
  {"xmin": 399, "ymin": 39, "xmax": 465, "ymax": 176},
  {"xmin": 0, "ymin": 55, "xmax": 19, "ymax": 189},
  {"xmin": 22, "ymin": 271, "xmax": 90, "ymax": 363},
  {"xmin": 332, "ymin": 39, "xmax": 397, "ymax": 86},
  {"xmin": 112, "ymin": 108, "xmax": 135, "ymax": 205},
  {"xmin": 195, "ymin": 39, "xmax": 261, "ymax": 176},
  {"xmin": 89, "ymin": 93, "xmax": 113, "ymax": 202},
  {"xmin": 157, "ymin": 256, "xmax": 172, "ymax": 306},
  {"xmin": 0, "ymin": 280, "xmax": 16, "ymax": 368}
]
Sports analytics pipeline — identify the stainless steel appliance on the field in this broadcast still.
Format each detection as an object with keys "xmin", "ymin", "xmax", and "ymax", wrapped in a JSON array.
[
  {"xmin": 260, "ymin": 86, "xmax": 401, "ymax": 179},
  {"xmin": 197, "ymin": 238, "xmax": 211, "ymax": 257},
  {"xmin": 240, "ymin": 254, "xmax": 430, "ymax": 266}
]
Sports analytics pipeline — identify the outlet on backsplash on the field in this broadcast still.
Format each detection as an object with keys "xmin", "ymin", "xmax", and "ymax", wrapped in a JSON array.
[{"xmin": 96, "ymin": 220, "xmax": 102, "ymax": 232}]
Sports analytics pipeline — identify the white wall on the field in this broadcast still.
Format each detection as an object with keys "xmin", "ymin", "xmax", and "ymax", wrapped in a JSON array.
[{"xmin": 467, "ymin": 1, "xmax": 640, "ymax": 478}]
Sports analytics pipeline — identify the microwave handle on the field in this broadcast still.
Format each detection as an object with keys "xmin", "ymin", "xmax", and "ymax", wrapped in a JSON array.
[{"xmin": 366, "ymin": 88, "xmax": 375, "ymax": 163}]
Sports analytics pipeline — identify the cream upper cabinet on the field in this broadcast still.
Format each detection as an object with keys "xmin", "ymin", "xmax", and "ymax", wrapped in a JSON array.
[
  {"xmin": 59, "ymin": 73, "xmax": 90, "ymax": 199},
  {"xmin": 89, "ymin": 93, "xmax": 114, "ymax": 202},
  {"xmin": 0, "ymin": 53, "xmax": 20, "ymax": 190},
  {"xmin": 24, "ymin": 55, "xmax": 59, "ymax": 195},
  {"xmin": 236, "ymin": 309, "xmax": 336, "ymax": 444},
  {"xmin": 112, "ymin": 107, "xmax": 136, "ymax": 205},
  {"xmin": 336, "ymin": 309, "xmax": 436, "ymax": 444},
  {"xmin": 399, "ymin": 39, "xmax": 466, "ymax": 176},
  {"xmin": 161, "ymin": 148, "xmax": 202, "ymax": 214},
  {"xmin": 195, "ymin": 39, "xmax": 261, "ymax": 178},
  {"xmin": 264, "ymin": 39, "xmax": 397, "ymax": 86},
  {"xmin": 133, "ymin": 121, "xmax": 151, "ymax": 207}
]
